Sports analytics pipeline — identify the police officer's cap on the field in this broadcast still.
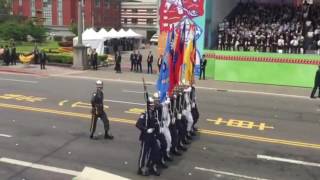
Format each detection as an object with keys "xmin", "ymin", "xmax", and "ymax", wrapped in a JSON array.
[{"xmin": 96, "ymin": 80, "xmax": 103, "ymax": 88}]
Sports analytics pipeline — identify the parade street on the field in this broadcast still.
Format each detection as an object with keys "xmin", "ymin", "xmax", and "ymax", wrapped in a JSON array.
[{"xmin": 0, "ymin": 71, "xmax": 319, "ymax": 180}]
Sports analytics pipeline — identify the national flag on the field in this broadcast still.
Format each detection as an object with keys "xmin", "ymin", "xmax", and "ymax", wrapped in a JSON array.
[{"xmin": 157, "ymin": 32, "xmax": 171, "ymax": 102}]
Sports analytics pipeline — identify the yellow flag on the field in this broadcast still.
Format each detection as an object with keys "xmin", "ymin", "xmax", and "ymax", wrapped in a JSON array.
[{"xmin": 184, "ymin": 38, "xmax": 194, "ymax": 83}]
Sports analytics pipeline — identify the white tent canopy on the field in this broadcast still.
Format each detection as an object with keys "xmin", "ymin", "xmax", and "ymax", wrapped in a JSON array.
[
  {"xmin": 97, "ymin": 28, "xmax": 109, "ymax": 39},
  {"xmin": 73, "ymin": 28, "xmax": 105, "ymax": 55},
  {"xmin": 118, "ymin": 28, "xmax": 127, "ymax": 38},
  {"xmin": 107, "ymin": 28, "xmax": 121, "ymax": 39},
  {"xmin": 126, "ymin": 29, "xmax": 143, "ymax": 38}
]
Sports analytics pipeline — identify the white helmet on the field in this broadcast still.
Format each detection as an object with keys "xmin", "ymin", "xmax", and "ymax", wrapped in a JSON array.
[
  {"xmin": 153, "ymin": 92, "xmax": 160, "ymax": 99},
  {"xmin": 96, "ymin": 80, "xmax": 103, "ymax": 88}
]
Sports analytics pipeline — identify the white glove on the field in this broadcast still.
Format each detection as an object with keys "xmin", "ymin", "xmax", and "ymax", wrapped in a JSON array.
[
  {"xmin": 172, "ymin": 117, "xmax": 176, "ymax": 124},
  {"xmin": 192, "ymin": 102, "xmax": 196, "ymax": 108},
  {"xmin": 147, "ymin": 128, "xmax": 154, "ymax": 134},
  {"xmin": 160, "ymin": 127, "xmax": 164, "ymax": 134},
  {"xmin": 177, "ymin": 113, "xmax": 182, "ymax": 120}
]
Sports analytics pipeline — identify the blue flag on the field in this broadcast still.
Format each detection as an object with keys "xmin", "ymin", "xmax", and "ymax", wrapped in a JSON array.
[{"xmin": 157, "ymin": 32, "xmax": 171, "ymax": 102}]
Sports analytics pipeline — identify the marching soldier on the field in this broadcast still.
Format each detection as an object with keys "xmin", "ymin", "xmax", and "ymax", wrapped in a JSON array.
[
  {"xmin": 160, "ymin": 95, "xmax": 174, "ymax": 161},
  {"xmin": 90, "ymin": 80, "xmax": 114, "ymax": 140},
  {"xmin": 169, "ymin": 90, "xmax": 182, "ymax": 156},
  {"xmin": 136, "ymin": 97, "xmax": 162, "ymax": 176},
  {"xmin": 190, "ymin": 84, "xmax": 199, "ymax": 132}
]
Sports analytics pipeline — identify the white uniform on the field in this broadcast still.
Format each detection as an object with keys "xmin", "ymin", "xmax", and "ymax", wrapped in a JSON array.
[
  {"xmin": 182, "ymin": 87, "xmax": 194, "ymax": 132},
  {"xmin": 161, "ymin": 98, "xmax": 172, "ymax": 153}
]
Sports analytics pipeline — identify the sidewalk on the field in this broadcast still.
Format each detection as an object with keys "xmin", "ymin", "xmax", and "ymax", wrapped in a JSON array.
[{"xmin": 0, "ymin": 63, "xmax": 313, "ymax": 98}]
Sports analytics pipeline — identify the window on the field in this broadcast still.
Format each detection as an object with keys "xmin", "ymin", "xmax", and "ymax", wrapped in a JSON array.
[
  {"xmin": 132, "ymin": 9, "xmax": 138, "ymax": 13},
  {"xmin": 43, "ymin": 0, "xmax": 52, "ymax": 25},
  {"xmin": 147, "ymin": 9, "xmax": 153, "ymax": 14},
  {"xmin": 124, "ymin": 18, "xmax": 127, "ymax": 24},
  {"xmin": 31, "ymin": 0, "xmax": 35, "ymax": 17},
  {"xmin": 58, "ymin": 0, "xmax": 63, "ymax": 25},
  {"xmin": 132, "ymin": 18, "xmax": 138, "ymax": 24},
  {"xmin": 147, "ymin": 18, "xmax": 153, "ymax": 25},
  {"xmin": 95, "ymin": 0, "xmax": 100, "ymax": 7},
  {"xmin": 104, "ymin": 0, "xmax": 110, "ymax": 8},
  {"xmin": 19, "ymin": 0, "xmax": 22, "ymax": 6}
]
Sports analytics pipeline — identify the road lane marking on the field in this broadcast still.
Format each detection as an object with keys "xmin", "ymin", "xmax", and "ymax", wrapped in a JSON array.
[
  {"xmin": 59, "ymin": 100, "xmax": 69, "ymax": 106},
  {"xmin": 0, "ymin": 78, "xmax": 38, "ymax": 84},
  {"xmin": 0, "ymin": 102, "xmax": 320, "ymax": 150},
  {"xmin": 199, "ymin": 129, "xmax": 320, "ymax": 149},
  {"xmin": 122, "ymin": 90, "xmax": 144, "ymax": 94},
  {"xmin": 194, "ymin": 167, "xmax": 271, "ymax": 180},
  {"xmin": 104, "ymin": 99, "xmax": 145, "ymax": 106},
  {"xmin": 207, "ymin": 118, "xmax": 274, "ymax": 131},
  {"xmin": 0, "ymin": 134, "xmax": 12, "ymax": 138},
  {"xmin": 125, "ymin": 108, "xmax": 145, "ymax": 115},
  {"xmin": 71, "ymin": 101, "xmax": 109, "ymax": 109},
  {"xmin": 0, "ymin": 94, "xmax": 46, "ymax": 102},
  {"xmin": 257, "ymin": 155, "xmax": 320, "ymax": 168},
  {"xmin": 0, "ymin": 157, "xmax": 80, "ymax": 176},
  {"xmin": 53, "ymin": 74, "xmax": 309, "ymax": 100}
]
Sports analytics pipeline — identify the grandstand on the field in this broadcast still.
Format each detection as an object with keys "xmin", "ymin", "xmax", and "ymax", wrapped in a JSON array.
[{"xmin": 204, "ymin": 0, "xmax": 320, "ymax": 88}]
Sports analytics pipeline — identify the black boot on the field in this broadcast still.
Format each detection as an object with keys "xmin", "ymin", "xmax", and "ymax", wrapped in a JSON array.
[
  {"xmin": 177, "ymin": 143, "xmax": 188, "ymax": 151},
  {"xmin": 104, "ymin": 131, "xmax": 114, "ymax": 140},
  {"xmin": 171, "ymin": 148, "xmax": 182, "ymax": 156},
  {"xmin": 150, "ymin": 164, "xmax": 160, "ymax": 176},
  {"xmin": 160, "ymin": 159, "xmax": 168, "ymax": 169},
  {"xmin": 164, "ymin": 152, "xmax": 173, "ymax": 162},
  {"xmin": 138, "ymin": 167, "xmax": 150, "ymax": 176}
]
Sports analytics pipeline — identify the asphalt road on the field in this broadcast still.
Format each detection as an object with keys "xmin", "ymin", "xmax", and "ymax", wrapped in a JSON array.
[{"xmin": 0, "ymin": 72, "xmax": 319, "ymax": 180}]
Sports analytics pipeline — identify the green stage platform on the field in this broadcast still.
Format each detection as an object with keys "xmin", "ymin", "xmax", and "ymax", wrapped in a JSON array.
[{"xmin": 204, "ymin": 50, "xmax": 320, "ymax": 88}]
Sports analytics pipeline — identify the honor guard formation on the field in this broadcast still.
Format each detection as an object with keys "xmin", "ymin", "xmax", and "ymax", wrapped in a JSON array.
[{"xmin": 136, "ymin": 79, "xmax": 199, "ymax": 176}]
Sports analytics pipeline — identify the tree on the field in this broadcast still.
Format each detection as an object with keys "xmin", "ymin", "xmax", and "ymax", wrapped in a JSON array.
[
  {"xmin": 0, "ymin": 0, "xmax": 11, "ymax": 15},
  {"xmin": 69, "ymin": 22, "xmax": 78, "ymax": 36},
  {"xmin": 26, "ymin": 21, "xmax": 47, "ymax": 42}
]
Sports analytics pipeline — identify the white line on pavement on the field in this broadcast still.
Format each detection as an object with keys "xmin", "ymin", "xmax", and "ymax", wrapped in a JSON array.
[
  {"xmin": 0, "ymin": 157, "xmax": 80, "ymax": 176},
  {"xmin": 54, "ymin": 74, "xmax": 309, "ymax": 100},
  {"xmin": 0, "ymin": 78, "xmax": 38, "ymax": 84},
  {"xmin": 0, "ymin": 134, "xmax": 12, "ymax": 138},
  {"xmin": 122, "ymin": 90, "xmax": 144, "ymax": 94},
  {"xmin": 195, "ymin": 167, "xmax": 271, "ymax": 180},
  {"xmin": 257, "ymin": 155, "xmax": 320, "ymax": 168},
  {"xmin": 104, "ymin": 99, "xmax": 145, "ymax": 106}
]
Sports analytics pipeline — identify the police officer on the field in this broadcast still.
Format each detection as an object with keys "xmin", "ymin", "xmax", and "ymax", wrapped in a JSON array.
[
  {"xmin": 152, "ymin": 93, "xmax": 169, "ymax": 169},
  {"xmin": 169, "ymin": 90, "xmax": 182, "ymax": 156},
  {"xmin": 310, "ymin": 65, "xmax": 320, "ymax": 98},
  {"xmin": 160, "ymin": 95, "xmax": 173, "ymax": 161},
  {"xmin": 136, "ymin": 97, "xmax": 161, "ymax": 176},
  {"xmin": 90, "ymin": 80, "xmax": 114, "ymax": 140},
  {"xmin": 190, "ymin": 84, "xmax": 199, "ymax": 133}
]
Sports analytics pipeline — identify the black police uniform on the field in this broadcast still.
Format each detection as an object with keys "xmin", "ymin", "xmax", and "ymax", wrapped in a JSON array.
[
  {"xmin": 136, "ymin": 111, "xmax": 161, "ymax": 176},
  {"xmin": 90, "ymin": 88, "xmax": 112, "ymax": 139},
  {"xmin": 311, "ymin": 68, "xmax": 320, "ymax": 98}
]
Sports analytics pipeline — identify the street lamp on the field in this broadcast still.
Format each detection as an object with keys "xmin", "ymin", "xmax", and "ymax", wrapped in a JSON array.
[{"xmin": 73, "ymin": 0, "xmax": 88, "ymax": 70}]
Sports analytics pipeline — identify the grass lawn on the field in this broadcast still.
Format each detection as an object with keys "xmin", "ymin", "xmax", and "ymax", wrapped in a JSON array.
[{"xmin": 0, "ymin": 40, "xmax": 60, "ymax": 53}]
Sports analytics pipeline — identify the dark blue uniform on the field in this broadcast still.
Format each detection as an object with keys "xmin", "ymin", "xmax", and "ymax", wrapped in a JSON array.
[{"xmin": 90, "ymin": 88, "xmax": 111, "ymax": 139}]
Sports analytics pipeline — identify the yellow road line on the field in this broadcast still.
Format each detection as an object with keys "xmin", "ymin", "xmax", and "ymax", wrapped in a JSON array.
[{"xmin": 0, "ymin": 102, "xmax": 319, "ymax": 150}]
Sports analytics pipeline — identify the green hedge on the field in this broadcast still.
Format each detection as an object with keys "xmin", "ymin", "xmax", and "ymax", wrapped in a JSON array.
[
  {"xmin": 47, "ymin": 53, "xmax": 73, "ymax": 64},
  {"xmin": 47, "ymin": 53, "xmax": 108, "ymax": 65}
]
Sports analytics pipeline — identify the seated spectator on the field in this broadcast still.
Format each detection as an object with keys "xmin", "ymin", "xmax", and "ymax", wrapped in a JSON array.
[{"xmin": 215, "ymin": 1, "xmax": 320, "ymax": 54}]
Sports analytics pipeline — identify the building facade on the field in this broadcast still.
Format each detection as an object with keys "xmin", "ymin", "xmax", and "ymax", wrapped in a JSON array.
[
  {"xmin": 121, "ymin": 2, "xmax": 157, "ymax": 39},
  {"xmin": 12, "ymin": 0, "xmax": 121, "ymax": 36}
]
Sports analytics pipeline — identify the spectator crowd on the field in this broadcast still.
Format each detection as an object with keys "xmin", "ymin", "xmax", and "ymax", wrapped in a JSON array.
[{"xmin": 217, "ymin": 1, "xmax": 320, "ymax": 54}]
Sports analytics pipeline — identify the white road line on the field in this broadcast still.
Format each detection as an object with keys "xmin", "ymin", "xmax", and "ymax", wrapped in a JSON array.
[
  {"xmin": 195, "ymin": 167, "xmax": 271, "ymax": 180},
  {"xmin": 257, "ymin": 155, "xmax": 320, "ymax": 168},
  {"xmin": 122, "ymin": 90, "xmax": 144, "ymax": 94},
  {"xmin": 104, "ymin": 99, "xmax": 145, "ymax": 106},
  {"xmin": 0, "ymin": 157, "xmax": 80, "ymax": 176},
  {"xmin": 0, "ymin": 78, "xmax": 38, "ymax": 84},
  {"xmin": 54, "ymin": 74, "xmax": 310, "ymax": 100},
  {"xmin": 0, "ymin": 134, "xmax": 12, "ymax": 138}
]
